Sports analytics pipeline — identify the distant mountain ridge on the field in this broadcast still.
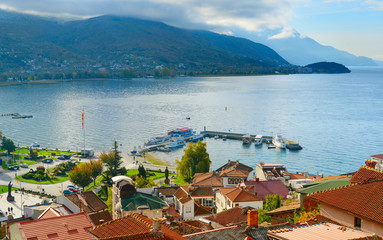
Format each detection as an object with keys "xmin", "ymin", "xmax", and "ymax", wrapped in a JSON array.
[{"xmin": 0, "ymin": 11, "xmax": 290, "ymax": 75}]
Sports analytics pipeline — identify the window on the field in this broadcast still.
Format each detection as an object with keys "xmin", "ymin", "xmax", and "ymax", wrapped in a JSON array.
[
  {"xmin": 186, "ymin": 207, "xmax": 191, "ymax": 213},
  {"xmin": 354, "ymin": 217, "xmax": 362, "ymax": 228}
]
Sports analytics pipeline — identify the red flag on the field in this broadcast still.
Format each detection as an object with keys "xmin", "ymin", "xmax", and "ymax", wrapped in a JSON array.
[{"xmin": 82, "ymin": 108, "xmax": 84, "ymax": 129}]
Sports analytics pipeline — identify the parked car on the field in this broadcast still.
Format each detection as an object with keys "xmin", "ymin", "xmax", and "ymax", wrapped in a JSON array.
[
  {"xmin": 42, "ymin": 158, "xmax": 53, "ymax": 163},
  {"xmin": 63, "ymin": 155, "xmax": 71, "ymax": 160},
  {"xmin": 8, "ymin": 165, "xmax": 19, "ymax": 170},
  {"xmin": 68, "ymin": 187, "xmax": 78, "ymax": 192},
  {"xmin": 63, "ymin": 189, "xmax": 73, "ymax": 194},
  {"xmin": 67, "ymin": 185, "xmax": 78, "ymax": 190},
  {"xmin": 57, "ymin": 156, "xmax": 65, "ymax": 160},
  {"xmin": 20, "ymin": 164, "xmax": 29, "ymax": 168}
]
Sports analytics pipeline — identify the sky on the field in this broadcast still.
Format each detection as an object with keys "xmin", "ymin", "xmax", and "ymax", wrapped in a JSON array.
[{"xmin": 0, "ymin": 0, "xmax": 382, "ymax": 60}]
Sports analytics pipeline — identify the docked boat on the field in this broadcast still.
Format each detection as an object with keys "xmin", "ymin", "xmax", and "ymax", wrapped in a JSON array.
[
  {"xmin": 272, "ymin": 134, "xmax": 286, "ymax": 149},
  {"xmin": 214, "ymin": 135, "xmax": 219, "ymax": 139},
  {"xmin": 145, "ymin": 136, "xmax": 171, "ymax": 146},
  {"xmin": 285, "ymin": 140, "xmax": 303, "ymax": 150},
  {"xmin": 190, "ymin": 134, "xmax": 204, "ymax": 143},
  {"xmin": 254, "ymin": 135, "xmax": 263, "ymax": 145},
  {"xmin": 168, "ymin": 138, "xmax": 186, "ymax": 148},
  {"xmin": 242, "ymin": 134, "xmax": 252, "ymax": 144},
  {"xmin": 157, "ymin": 146, "xmax": 171, "ymax": 152},
  {"xmin": 168, "ymin": 127, "xmax": 196, "ymax": 138},
  {"xmin": 222, "ymin": 135, "xmax": 227, "ymax": 141}
]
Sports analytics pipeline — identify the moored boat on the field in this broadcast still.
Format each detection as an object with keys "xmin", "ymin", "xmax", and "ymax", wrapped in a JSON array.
[
  {"xmin": 254, "ymin": 135, "xmax": 263, "ymax": 145},
  {"xmin": 145, "ymin": 136, "xmax": 171, "ymax": 146},
  {"xmin": 190, "ymin": 134, "xmax": 204, "ymax": 143},
  {"xmin": 272, "ymin": 134, "xmax": 286, "ymax": 149},
  {"xmin": 285, "ymin": 140, "xmax": 303, "ymax": 150},
  {"xmin": 168, "ymin": 137, "xmax": 186, "ymax": 148},
  {"xmin": 168, "ymin": 127, "xmax": 196, "ymax": 138},
  {"xmin": 242, "ymin": 134, "xmax": 252, "ymax": 144}
]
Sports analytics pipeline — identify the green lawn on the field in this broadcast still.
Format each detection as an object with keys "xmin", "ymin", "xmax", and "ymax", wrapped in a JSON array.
[
  {"xmin": 15, "ymin": 175, "xmax": 68, "ymax": 184},
  {"xmin": 172, "ymin": 175, "xmax": 189, "ymax": 186},
  {"xmin": 0, "ymin": 185, "xmax": 18, "ymax": 193},
  {"xmin": 85, "ymin": 175, "xmax": 105, "ymax": 191},
  {"xmin": 126, "ymin": 169, "xmax": 175, "ymax": 180}
]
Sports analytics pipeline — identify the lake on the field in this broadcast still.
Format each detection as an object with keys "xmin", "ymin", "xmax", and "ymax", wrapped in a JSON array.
[{"xmin": 1, "ymin": 66, "xmax": 383, "ymax": 176}]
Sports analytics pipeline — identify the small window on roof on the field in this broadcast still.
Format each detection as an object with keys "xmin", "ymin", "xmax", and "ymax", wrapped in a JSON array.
[{"xmin": 68, "ymin": 229, "xmax": 79, "ymax": 234}]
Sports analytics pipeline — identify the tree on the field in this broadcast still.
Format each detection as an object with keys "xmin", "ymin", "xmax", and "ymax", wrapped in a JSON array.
[
  {"xmin": 258, "ymin": 194, "xmax": 284, "ymax": 224},
  {"xmin": 138, "ymin": 164, "xmax": 147, "ymax": 179},
  {"xmin": 100, "ymin": 141, "xmax": 127, "ymax": 186},
  {"xmin": 134, "ymin": 176, "xmax": 155, "ymax": 188},
  {"xmin": 0, "ymin": 130, "xmax": 2, "ymax": 140},
  {"xmin": 1, "ymin": 137, "xmax": 16, "ymax": 154},
  {"xmin": 68, "ymin": 164, "xmax": 92, "ymax": 191},
  {"xmin": 87, "ymin": 159, "xmax": 103, "ymax": 187},
  {"xmin": 176, "ymin": 141, "xmax": 211, "ymax": 183}
]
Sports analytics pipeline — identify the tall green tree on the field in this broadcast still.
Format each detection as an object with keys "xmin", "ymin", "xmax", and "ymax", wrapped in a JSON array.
[
  {"xmin": 1, "ymin": 136, "xmax": 16, "ymax": 154},
  {"xmin": 68, "ymin": 164, "xmax": 92, "ymax": 191},
  {"xmin": 176, "ymin": 141, "xmax": 211, "ymax": 183},
  {"xmin": 100, "ymin": 141, "xmax": 127, "ymax": 186},
  {"xmin": 137, "ymin": 164, "xmax": 147, "ymax": 179},
  {"xmin": 87, "ymin": 159, "xmax": 103, "ymax": 187}
]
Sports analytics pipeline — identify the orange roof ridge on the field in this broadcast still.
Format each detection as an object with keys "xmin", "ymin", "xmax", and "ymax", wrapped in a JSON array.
[
  {"xmin": 361, "ymin": 165, "xmax": 383, "ymax": 173},
  {"xmin": 307, "ymin": 183, "xmax": 358, "ymax": 196}
]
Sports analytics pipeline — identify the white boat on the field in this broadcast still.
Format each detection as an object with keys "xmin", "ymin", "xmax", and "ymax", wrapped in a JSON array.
[
  {"xmin": 214, "ymin": 135, "xmax": 219, "ymax": 139},
  {"xmin": 167, "ymin": 138, "xmax": 186, "ymax": 148},
  {"xmin": 272, "ymin": 134, "xmax": 286, "ymax": 149},
  {"xmin": 254, "ymin": 135, "xmax": 263, "ymax": 145},
  {"xmin": 242, "ymin": 134, "xmax": 252, "ymax": 144}
]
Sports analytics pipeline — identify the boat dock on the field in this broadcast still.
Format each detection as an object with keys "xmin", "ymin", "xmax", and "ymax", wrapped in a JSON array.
[
  {"xmin": 1, "ymin": 113, "xmax": 33, "ymax": 119},
  {"xmin": 201, "ymin": 131, "xmax": 272, "ymax": 141}
]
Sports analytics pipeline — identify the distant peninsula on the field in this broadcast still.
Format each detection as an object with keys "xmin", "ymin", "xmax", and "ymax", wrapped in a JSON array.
[{"xmin": 304, "ymin": 62, "xmax": 351, "ymax": 74}]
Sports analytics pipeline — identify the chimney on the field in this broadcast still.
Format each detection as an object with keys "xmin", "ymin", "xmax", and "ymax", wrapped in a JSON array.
[
  {"xmin": 365, "ymin": 160, "xmax": 377, "ymax": 169},
  {"xmin": 255, "ymin": 178, "xmax": 259, "ymax": 182},
  {"xmin": 152, "ymin": 218, "xmax": 161, "ymax": 233},
  {"xmin": 247, "ymin": 210, "xmax": 258, "ymax": 228}
]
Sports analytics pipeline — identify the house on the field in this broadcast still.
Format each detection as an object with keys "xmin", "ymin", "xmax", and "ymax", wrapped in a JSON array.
[
  {"xmin": 220, "ymin": 167, "xmax": 251, "ymax": 187},
  {"xmin": 267, "ymin": 222, "xmax": 377, "ymax": 240},
  {"xmin": 240, "ymin": 179, "xmax": 289, "ymax": 203},
  {"xmin": 8, "ymin": 212, "xmax": 95, "ymax": 240},
  {"xmin": 266, "ymin": 201, "xmax": 301, "ymax": 225},
  {"xmin": 155, "ymin": 186, "xmax": 180, "ymax": 204},
  {"xmin": 112, "ymin": 176, "xmax": 168, "ymax": 219},
  {"xmin": 216, "ymin": 160, "xmax": 254, "ymax": 173},
  {"xmin": 304, "ymin": 179, "xmax": 383, "ymax": 236},
  {"xmin": 370, "ymin": 154, "xmax": 383, "ymax": 170},
  {"xmin": 204, "ymin": 206, "xmax": 254, "ymax": 228},
  {"xmin": 215, "ymin": 187, "xmax": 262, "ymax": 213},
  {"xmin": 255, "ymin": 163, "xmax": 291, "ymax": 184},
  {"xmin": 349, "ymin": 165, "xmax": 383, "ymax": 184},
  {"xmin": 174, "ymin": 185, "xmax": 213, "ymax": 220},
  {"xmin": 88, "ymin": 213, "xmax": 187, "ymax": 240}
]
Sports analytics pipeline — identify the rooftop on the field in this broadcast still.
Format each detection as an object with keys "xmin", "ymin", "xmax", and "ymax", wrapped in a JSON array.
[
  {"xmin": 216, "ymin": 160, "xmax": 253, "ymax": 173},
  {"xmin": 349, "ymin": 166, "xmax": 383, "ymax": 184},
  {"xmin": 225, "ymin": 187, "xmax": 262, "ymax": 202},
  {"xmin": 65, "ymin": 191, "xmax": 108, "ymax": 213},
  {"xmin": 371, "ymin": 154, "xmax": 383, "ymax": 160},
  {"xmin": 121, "ymin": 192, "xmax": 168, "ymax": 211},
  {"xmin": 298, "ymin": 178, "xmax": 351, "ymax": 195},
  {"xmin": 219, "ymin": 168, "xmax": 249, "ymax": 178},
  {"xmin": 307, "ymin": 180, "xmax": 383, "ymax": 225},
  {"xmin": 183, "ymin": 225, "xmax": 247, "ymax": 240},
  {"xmin": 89, "ymin": 213, "xmax": 186, "ymax": 240},
  {"xmin": 267, "ymin": 201, "xmax": 301, "ymax": 216},
  {"xmin": 242, "ymin": 179, "xmax": 289, "ymax": 202},
  {"xmin": 204, "ymin": 207, "xmax": 253, "ymax": 226},
  {"xmin": 192, "ymin": 172, "xmax": 223, "ymax": 187},
  {"xmin": 17, "ymin": 212, "xmax": 94, "ymax": 240},
  {"xmin": 267, "ymin": 223, "xmax": 375, "ymax": 240}
]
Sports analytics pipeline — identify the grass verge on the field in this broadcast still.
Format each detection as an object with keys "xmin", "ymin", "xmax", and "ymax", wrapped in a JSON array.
[{"xmin": 144, "ymin": 152, "xmax": 172, "ymax": 167}]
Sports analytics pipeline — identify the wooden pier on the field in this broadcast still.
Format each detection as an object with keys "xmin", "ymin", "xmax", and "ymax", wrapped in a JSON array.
[
  {"xmin": 0, "ymin": 113, "xmax": 33, "ymax": 119},
  {"xmin": 201, "ymin": 131, "xmax": 272, "ymax": 141}
]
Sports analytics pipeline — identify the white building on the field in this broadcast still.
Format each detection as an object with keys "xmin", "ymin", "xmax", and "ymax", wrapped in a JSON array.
[{"xmin": 215, "ymin": 187, "xmax": 263, "ymax": 213}]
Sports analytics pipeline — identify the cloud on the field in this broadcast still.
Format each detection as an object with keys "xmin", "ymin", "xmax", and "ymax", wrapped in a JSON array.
[
  {"xmin": 268, "ymin": 26, "xmax": 298, "ymax": 39},
  {"xmin": 0, "ymin": 0, "xmax": 300, "ymax": 32},
  {"xmin": 364, "ymin": 0, "xmax": 383, "ymax": 10}
]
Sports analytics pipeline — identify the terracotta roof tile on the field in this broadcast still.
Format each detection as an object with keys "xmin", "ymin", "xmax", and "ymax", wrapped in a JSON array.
[
  {"xmin": 88, "ymin": 210, "xmax": 113, "ymax": 226},
  {"xmin": 216, "ymin": 160, "xmax": 253, "ymax": 173},
  {"xmin": 194, "ymin": 201, "xmax": 213, "ymax": 216},
  {"xmin": 65, "ymin": 191, "xmax": 107, "ymax": 213},
  {"xmin": 349, "ymin": 166, "xmax": 383, "ymax": 183},
  {"xmin": 307, "ymin": 180, "xmax": 383, "ymax": 225},
  {"xmin": 225, "ymin": 188, "xmax": 262, "ymax": 202},
  {"xmin": 157, "ymin": 187, "xmax": 180, "ymax": 197},
  {"xmin": 18, "ymin": 212, "xmax": 94, "ymax": 240},
  {"xmin": 204, "ymin": 207, "xmax": 253, "ymax": 226},
  {"xmin": 192, "ymin": 172, "xmax": 223, "ymax": 187},
  {"xmin": 89, "ymin": 213, "xmax": 186, "ymax": 240},
  {"xmin": 219, "ymin": 168, "xmax": 249, "ymax": 178},
  {"xmin": 371, "ymin": 154, "xmax": 383, "ymax": 160}
]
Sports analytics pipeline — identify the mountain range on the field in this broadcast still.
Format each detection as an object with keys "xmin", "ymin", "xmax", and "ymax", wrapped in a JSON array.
[{"xmin": 0, "ymin": 10, "xmax": 291, "ymax": 75}]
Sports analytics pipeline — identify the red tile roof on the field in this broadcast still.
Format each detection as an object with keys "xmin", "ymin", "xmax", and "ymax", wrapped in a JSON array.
[
  {"xmin": 88, "ymin": 210, "xmax": 113, "ymax": 226},
  {"xmin": 194, "ymin": 201, "xmax": 213, "ymax": 216},
  {"xmin": 167, "ymin": 204, "xmax": 181, "ymax": 220},
  {"xmin": 89, "ymin": 213, "xmax": 186, "ymax": 240},
  {"xmin": 174, "ymin": 186, "xmax": 192, "ymax": 204},
  {"xmin": 225, "ymin": 187, "xmax": 262, "ymax": 202},
  {"xmin": 18, "ymin": 212, "xmax": 94, "ymax": 240},
  {"xmin": 216, "ymin": 160, "xmax": 253, "ymax": 173},
  {"xmin": 371, "ymin": 154, "xmax": 383, "ymax": 160},
  {"xmin": 192, "ymin": 172, "xmax": 223, "ymax": 187},
  {"xmin": 307, "ymin": 180, "xmax": 383, "ymax": 225},
  {"xmin": 219, "ymin": 168, "xmax": 249, "ymax": 178},
  {"xmin": 204, "ymin": 207, "xmax": 253, "ymax": 226},
  {"xmin": 349, "ymin": 166, "xmax": 383, "ymax": 184}
]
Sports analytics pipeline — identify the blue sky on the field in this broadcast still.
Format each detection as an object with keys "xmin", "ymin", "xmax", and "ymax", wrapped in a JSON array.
[
  {"xmin": 291, "ymin": 0, "xmax": 383, "ymax": 60},
  {"xmin": 1, "ymin": 0, "xmax": 382, "ymax": 60}
]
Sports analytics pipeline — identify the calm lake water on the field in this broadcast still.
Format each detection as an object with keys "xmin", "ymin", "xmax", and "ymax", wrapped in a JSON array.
[{"xmin": 1, "ymin": 66, "xmax": 383, "ymax": 176}]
